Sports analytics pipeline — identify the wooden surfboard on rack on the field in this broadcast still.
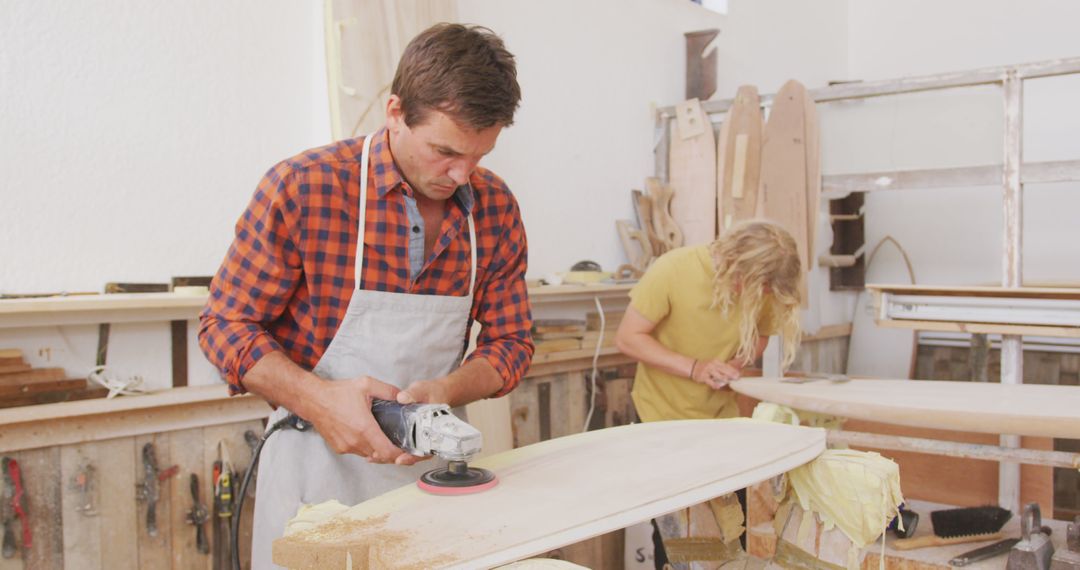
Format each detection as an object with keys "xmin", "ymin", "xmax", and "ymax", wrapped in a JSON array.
[
  {"xmin": 730, "ymin": 377, "xmax": 1080, "ymax": 438},
  {"xmin": 669, "ymin": 98, "xmax": 718, "ymax": 246},
  {"xmin": 760, "ymin": 80, "xmax": 812, "ymax": 304},
  {"xmin": 717, "ymin": 85, "xmax": 763, "ymax": 233},
  {"xmin": 272, "ymin": 420, "xmax": 825, "ymax": 569}
]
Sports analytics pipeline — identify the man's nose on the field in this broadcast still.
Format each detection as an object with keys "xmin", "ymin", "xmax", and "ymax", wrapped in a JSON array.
[{"xmin": 448, "ymin": 158, "xmax": 480, "ymax": 185}]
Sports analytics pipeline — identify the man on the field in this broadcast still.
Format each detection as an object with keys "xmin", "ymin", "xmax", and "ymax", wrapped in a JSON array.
[{"xmin": 198, "ymin": 23, "xmax": 532, "ymax": 567}]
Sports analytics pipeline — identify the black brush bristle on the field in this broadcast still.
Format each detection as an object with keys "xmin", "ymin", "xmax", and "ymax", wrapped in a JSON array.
[{"xmin": 930, "ymin": 506, "xmax": 1012, "ymax": 538}]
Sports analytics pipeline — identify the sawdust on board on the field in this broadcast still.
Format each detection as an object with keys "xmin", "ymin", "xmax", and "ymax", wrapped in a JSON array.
[{"xmin": 281, "ymin": 513, "xmax": 458, "ymax": 569}]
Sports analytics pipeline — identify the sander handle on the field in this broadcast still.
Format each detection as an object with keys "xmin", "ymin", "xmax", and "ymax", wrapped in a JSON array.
[{"xmin": 370, "ymin": 399, "xmax": 422, "ymax": 454}]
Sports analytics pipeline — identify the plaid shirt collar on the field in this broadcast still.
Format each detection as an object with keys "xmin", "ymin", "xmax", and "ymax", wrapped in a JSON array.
[{"xmin": 368, "ymin": 127, "xmax": 476, "ymax": 214}]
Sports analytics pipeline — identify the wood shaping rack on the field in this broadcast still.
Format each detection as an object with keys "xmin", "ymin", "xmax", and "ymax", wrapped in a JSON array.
[{"xmin": 655, "ymin": 56, "xmax": 1080, "ymax": 514}]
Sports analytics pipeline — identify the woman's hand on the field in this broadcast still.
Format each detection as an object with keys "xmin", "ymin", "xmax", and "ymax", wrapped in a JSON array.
[{"xmin": 691, "ymin": 358, "xmax": 742, "ymax": 390}]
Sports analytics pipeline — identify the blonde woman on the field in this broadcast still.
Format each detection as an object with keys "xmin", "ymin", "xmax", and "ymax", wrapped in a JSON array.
[
  {"xmin": 614, "ymin": 220, "xmax": 802, "ymax": 567},
  {"xmin": 616, "ymin": 219, "xmax": 802, "ymax": 422}
]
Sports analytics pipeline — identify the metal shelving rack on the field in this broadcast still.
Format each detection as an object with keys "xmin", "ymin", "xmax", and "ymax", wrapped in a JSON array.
[{"xmin": 654, "ymin": 56, "xmax": 1080, "ymax": 513}]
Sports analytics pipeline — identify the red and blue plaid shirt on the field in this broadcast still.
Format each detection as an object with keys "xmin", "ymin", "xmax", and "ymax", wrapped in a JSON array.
[{"xmin": 199, "ymin": 128, "xmax": 533, "ymax": 397}]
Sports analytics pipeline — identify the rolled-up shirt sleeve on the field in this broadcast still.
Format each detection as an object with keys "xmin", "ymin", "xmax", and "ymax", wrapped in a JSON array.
[
  {"xmin": 199, "ymin": 163, "xmax": 302, "ymax": 394},
  {"xmin": 465, "ymin": 191, "xmax": 533, "ymax": 397}
]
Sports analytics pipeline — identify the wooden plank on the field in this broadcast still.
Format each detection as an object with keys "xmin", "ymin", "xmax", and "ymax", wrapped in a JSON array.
[
  {"xmin": 0, "ymin": 364, "xmax": 31, "ymax": 375},
  {"xmin": 0, "ymin": 379, "xmax": 86, "ymax": 397},
  {"xmin": 171, "ymin": 320, "xmax": 189, "ymax": 388},
  {"xmin": 874, "ymin": 318, "xmax": 1080, "ymax": 339},
  {"xmin": 717, "ymin": 86, "xmax": 763, "ymax": 232},
  {"xmin": 272, "ymin": 420, "xmax": 826, "ymax": 569},
  {"xmin": 136, "ymin": 433, "xmax": 172, "ymax": 570},
  {"xmin": 603, "ymin": 378, "xmax": 634, "ymax": 428},
  {"xmin": 96, "ymin": 438, "xmax": 138, "ymax": 570},
  {"xmin": 0, "ymin": 387, "xmax": 108, "ymax": 410},
  {"xmin": 509, "ymin": 380, "xmax": 541, "ymax": 448},
  {"xmin": 169, "ymin": 427, "xmax": 209, "ymax": 570},
  {"xmin": 867, "ymin": 283, "xmax": 1080, "ymax": 299},
  {"xmin": 564, "ymin": 371, "xmax": 588, "ymax": 438},
  {"xmin": 730, "ymin": 377, "xmax": 1080, "ymax": 439},
  {"xmin": 822, "ymin": 159, "xmax": 1080, "ymax": 200},
  {"xmin": 669, "ymin": 99, "xmax": 718, "ymax": 245},
  {"xmin": 60, "ymin": 443, "xmax": 102, "ymax": 569},
  {"xmin": 0, "ymin": 387, "xmax": 271, "ymax": 453},
  {"xmin": 646, "ymin": 177, "xmax": 683, "ymax": 250},
  {"xmin": 657, "ymin": 57, "xmax": 1080, "ymax": 118},
  {"xmin": 760, "ymin": 80, "xmax": 810, "ymax": 303},
  {"xmin": 0, "ymin": 368, "xmax": 67, "ymax": 387},
  {"xmin": 804, "ymin": 92, "xmax": 821, "ymax": 272},
  {"xmin": 19, "ymin": 447, "xmax": 63, "ymax": 570}
]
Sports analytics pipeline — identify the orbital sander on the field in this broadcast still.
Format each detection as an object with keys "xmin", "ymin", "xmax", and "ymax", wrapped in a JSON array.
[{"xmin": 367, "ymin": 398, "xmax": 498, "ymax": 495}]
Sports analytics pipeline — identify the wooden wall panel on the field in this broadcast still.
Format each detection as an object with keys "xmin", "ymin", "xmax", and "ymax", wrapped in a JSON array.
[
  {"xmin": 59, "ymin": 443, "xmax": 102, "ymax": 569},
  {"xmin": 168, "ymin": 427, "xmax": 209, "ymax": 570},
  {"xmin": 24, "ymin": 447, "xmax": 63, "ymax": 570},
  {"xmin": 96, "ymin": 438, "xmax": 137, "ymax": 570}
]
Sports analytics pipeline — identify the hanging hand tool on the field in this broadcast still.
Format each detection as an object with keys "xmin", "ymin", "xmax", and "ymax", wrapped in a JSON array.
[
  {"xmin": 213, "ymin": 446, "xmax": 235, "ymax": 570},
  {"xmin": 1, "ymin": 457, "xmax": 30, "ymax": 557},
  {"xmin": 71, "ymin": 463, "xmax": 99, "ymax": 517},
  {"xmin": 185, "ymin": 474, "xmax": 209, "ymax": 555},
  {"xmin": 135, "ymin": 443, "xmax": 177, "ymax": 537}
]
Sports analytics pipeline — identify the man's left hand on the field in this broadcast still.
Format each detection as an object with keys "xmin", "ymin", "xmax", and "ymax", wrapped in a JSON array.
[
  {"xmin": 397, "ymin": 378, "xmax": 451, "ymax": 406},
  {"xmin": 391, "ymin": 378, "xmax": 451, "ymax": 466}
]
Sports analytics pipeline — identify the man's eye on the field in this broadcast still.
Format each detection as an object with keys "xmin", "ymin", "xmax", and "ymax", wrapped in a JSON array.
[{"xmin": 438, "ymin": 149, "xmax": 455, "ymax": 157}]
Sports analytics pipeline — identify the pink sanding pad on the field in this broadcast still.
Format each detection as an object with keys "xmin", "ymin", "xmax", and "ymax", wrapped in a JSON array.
[{"xmin": 417, "ymin": 475, "xmax": 499, "ymax": 496}]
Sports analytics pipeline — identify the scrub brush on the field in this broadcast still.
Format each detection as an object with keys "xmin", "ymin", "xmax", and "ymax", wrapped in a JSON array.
[{"xmin": 892, "ymin": 506, "xmax": 1012, "ymax": 550}]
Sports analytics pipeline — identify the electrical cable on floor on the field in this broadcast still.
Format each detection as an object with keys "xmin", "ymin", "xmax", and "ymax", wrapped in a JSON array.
[
  {"xmin": 582, "ymin": 295, "xmax": 605, "ymax": 432},
  {"xmin": 231, "ymin": 414, "xmax": 309, "ymax": 570}
]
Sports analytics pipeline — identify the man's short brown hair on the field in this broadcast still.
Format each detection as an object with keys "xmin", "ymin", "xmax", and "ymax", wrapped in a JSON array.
[{"xmin": 392, "ymin": 23, "xmax": 521, "ymax": 130}]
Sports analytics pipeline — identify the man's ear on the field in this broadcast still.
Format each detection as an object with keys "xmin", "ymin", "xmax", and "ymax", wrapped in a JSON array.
[{"xmin": 385, "ymin": 94, "xmax": 405, "ymax": 132}]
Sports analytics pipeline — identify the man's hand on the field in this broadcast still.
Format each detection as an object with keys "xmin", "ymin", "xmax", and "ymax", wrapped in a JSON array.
[
  {"xmin": 396, "ymin": 378, "xmax": 451, "ymax": 406},
  {"xmin": 691, "ymin": 359, "xmax": 742, "ymax": 390},
  {"xmin": 306, "ymin": 376, "xmax": 413, "ymax": 465}
]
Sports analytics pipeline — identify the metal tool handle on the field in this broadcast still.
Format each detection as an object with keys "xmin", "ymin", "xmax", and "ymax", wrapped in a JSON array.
[
  {"xmin": 949, "ymin": 538, "xmax": 1020, "ymax": 566},
  {"xmin": 1, "ymin": 523, "xmax": 14, "ymax": 559},
  {"xmin": 370, "ymin": 399, "xmax": 418, "ymax": 451},
  {"xmin": 1022, "ymin": 502, "xmax": 1043, "ymax": 541},
  {"xmin": 146, "ymin": 502, "xmax": 157, "ymax": 537}
]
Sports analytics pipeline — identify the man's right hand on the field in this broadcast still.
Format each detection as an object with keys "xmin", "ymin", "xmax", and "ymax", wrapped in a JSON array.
[{"xmin": 304, "ymin": 376, "xmax": 411, "ymax": 464}]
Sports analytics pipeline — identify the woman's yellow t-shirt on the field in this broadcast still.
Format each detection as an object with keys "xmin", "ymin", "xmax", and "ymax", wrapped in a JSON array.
[{"xmin": 629, "ymin": 245, "xmax": 776, "ymax": 422}]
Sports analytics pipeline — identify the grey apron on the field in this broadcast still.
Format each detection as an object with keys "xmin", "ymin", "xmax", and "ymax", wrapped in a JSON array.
[{"xmin": 251, "ymin": 133, "xmax": 477, "ymax": 569}]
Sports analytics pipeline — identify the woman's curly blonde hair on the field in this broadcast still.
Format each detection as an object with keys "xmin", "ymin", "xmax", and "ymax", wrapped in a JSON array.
[{"xmin": 709, "ymin": 219, "xmax": 802, "ymax": 370}]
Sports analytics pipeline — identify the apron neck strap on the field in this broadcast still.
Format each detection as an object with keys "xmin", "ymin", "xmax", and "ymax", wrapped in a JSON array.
[{"xmin": 355, "ymin": 132, "xmax": 477, "ymax": 294}]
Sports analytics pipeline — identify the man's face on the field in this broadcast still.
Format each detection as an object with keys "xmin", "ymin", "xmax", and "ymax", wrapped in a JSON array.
[{"xmin": 386, "ymin": 95, "xmax": 502, "ymax": 202}]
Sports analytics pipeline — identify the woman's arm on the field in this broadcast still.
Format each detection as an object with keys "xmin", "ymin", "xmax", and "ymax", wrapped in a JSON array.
[{"xmin": 615, "ymin": 306, "xmax": 741, "ymax": 389}]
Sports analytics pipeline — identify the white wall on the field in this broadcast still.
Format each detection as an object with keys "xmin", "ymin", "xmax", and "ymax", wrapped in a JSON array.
[
  {"xmin": 0, "ymin": 1, "xmax": 329, "ymax": 387},
  {"xmin": 457, "ymin": 0, "xmax": 848, "ymax": 279},
  {"xmin": 844, "ymin": 0, "xmax": 1080, "ymax": 286},
  {"xmin": 0, "ymin": 0, "xmax": 330, "ymax": 294}
]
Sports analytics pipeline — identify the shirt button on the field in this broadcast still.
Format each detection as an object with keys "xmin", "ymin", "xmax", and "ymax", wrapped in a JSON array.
[{"xmin": 412, "ymin": 225, "xmax": 420, "ymax": 234}]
